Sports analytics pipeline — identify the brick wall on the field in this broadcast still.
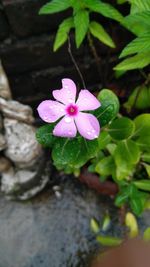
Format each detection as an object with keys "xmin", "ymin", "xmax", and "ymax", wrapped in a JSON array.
[{"xmin": 0, "ymin": 0, "xmax": 130, "ymax": 112}]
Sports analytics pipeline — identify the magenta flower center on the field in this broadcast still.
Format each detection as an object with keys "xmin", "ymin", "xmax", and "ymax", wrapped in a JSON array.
[{"xmin": 66, "ymin": 104, "xmax": 78, "ymax": 116}]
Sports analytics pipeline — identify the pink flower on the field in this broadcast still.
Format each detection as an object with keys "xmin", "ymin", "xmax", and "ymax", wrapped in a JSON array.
[{"xmin": 37, "ymin": 78, "xmax": 101, "ymax": 140}]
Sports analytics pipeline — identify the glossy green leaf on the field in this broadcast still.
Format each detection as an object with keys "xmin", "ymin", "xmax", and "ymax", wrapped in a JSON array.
[
  {"xmin": 108, "ymin": 117, "xmax": 135, "ymax": 140},
  {"xmin": 95, "ymin": 89, "xmax": 120, "ymax": 127},
  {"xmin": 89, "ymin": 21, "xmax": 115, "ymax": 48},
  {"xmin": 134, "ymin": 180, "xmax": 150, "ymax": 191},
  {"xmin": 142, "ymin": 153, "xmax": 150, "ymax": 163},
  {"xmin": 96, "ymin": 235, "xmax": 122, "ymax": 246},
  {"xmin": 53, "ymin": 17, "xmax": 74, "ymax": 51},
  {"xmin": 114, "ymin": 140, "xmax": 140, "ymax": 166},
  {"xmin": 36, "ymin": 124, "xmax": 56, "ymax": 147},
  {"xmin": 39, "ymin": 0, "xmax": 71, "ymax": 14},
  {"xmin": 95, "ymin": 156, "xmax": 115, "ymax": 176},
  {"xmin": 120, "ymin": 33, "xmax": 150, "ymax": 58},
  {"xmin": 74, "ymin": 10, "xmax": 89, "ymax": 48},
  {"xmin": 134, "ymin": 114, "xmax": 150, "ymax": 137},
  {"xmin": 84, "ymin": 0, "xmax": 123, "ymax": 22},
  {"xmin": 114, "ymin": 52, "xmax": 150, "ymax": 71},
  {"xmin": 98, "ymin": 132, "xmax": 111, "ymax": 150},
  {"xmin": 106, "ymin": 144, "xmax": 117, "ymax": 155}
]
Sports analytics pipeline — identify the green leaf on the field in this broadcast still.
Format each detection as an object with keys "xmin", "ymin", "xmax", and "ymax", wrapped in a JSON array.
[
  {"xmin": 114, "ymin": 52, "xmax": 150, "ymax": 71},
  {"xmin": 90, "ymin": 218, "xmax": 100, "ymax": 234},
  {"xmin": 84, "ymin": 0, "xmax": 123, "ymax": 22},
  {"xmin": 114, "ymin": 140, "xmax": 140, "ymax": 180},
  {"xmin": 95, "ymin": 89, "xmax": 120, "ymax": 127},
  {"xmin": 134, "ymin": 180, "xmax": 150, "ymax": 191},
  {"xmin": 106, "ymin": 144, "xmax": 117, "ymax": 155},
  {"xmin": 108, "ymin": 117, "xmax": 135, "ymax": 140},
  {"xmin": 114, "ymin": 140, "xmax": 140, "ymax": 165},
  {"xmin": 95, "ymin": 156, "xmax": 115, "ymax": 176},
  {"xmin": 142, "ymin": 152, "xmax": 150, "ymax": 163},
  {"xmin": 125, "ymin": 212, "xmax": 139, "ymax": 238},
  {"xmin": 74, "ymin": 10, "xmax": 89, "ymax": 48},
  {"xmin": 134, "ymin": 114, "xmax": 150, "ymax": 137},
  {"xmin": 52, "ymin": 137, "xmax": 99, "ymax": 171},
  {"xmin": 53, "ymin": 17, "xmax": 74, "ymax": 51},
  {"xmin": 96, "ymin": 235, "xmax": 122, "ymax": 246},
  {"xmin": 124, "ymin": 85, "xmax": 150, "ymax": 111},
  {"xmin": 39, "ymin": 0, "xmax": 71, "ymax": 14},
  {"xmin": 143, "ymin": 163, "xmax": 150, "ymax": 177},
  {"xmin": 115, "ymin": 191, "xmax": 129, "ymax": 207},
  {"xmin": 102, "ymin": 214, "xmax": 111, "ymax": 232},
  {"xmin": 130, "ymin": 197, "xmax": 143, "ymax": 216},
  {"xmin": 89, "ymin": 21, "xmax": 115, "ymax": 48},
  {"xmin": 36, "ymin": 124, "xmax": 56, "ymax": 147},
  {"xmin": 143, "ymin": 227, "xmax": 150, "ymax": 241},
  {"xmin": 98, "ymin": 131, "xmax": 111, "ymax": 150},
  {"xmin": 128, "ymin": 0, "xmax": 150, "ymax": 11},
  {"xmin": 122, "ymin": 11, "xmax": 150, "ymax": 36},
  {"xmin": 120, "ymin": 33, "xmax": 150, "ymax": 58}
]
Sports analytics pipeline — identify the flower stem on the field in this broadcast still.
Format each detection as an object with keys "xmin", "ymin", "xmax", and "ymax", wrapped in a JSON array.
[{"xmin": 68, "ymin": 35, "xmax": 86, "ymax": 89}]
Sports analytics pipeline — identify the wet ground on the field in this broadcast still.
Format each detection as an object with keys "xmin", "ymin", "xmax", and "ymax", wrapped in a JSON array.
[{"xmin": 0, "ymin": 174, "xmax": 149, "ymax": 267}]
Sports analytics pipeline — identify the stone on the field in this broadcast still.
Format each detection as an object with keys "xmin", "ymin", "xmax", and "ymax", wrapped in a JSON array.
[
  {"xmin": 0, "ymin": 97, "xmax": 34, "ymax": 124},
  {"xmin": 0, "ymin": 60, "xmax": 12, "ymax": 99},
  {"xmin": 0, "ymin": 133, "xmax": 6, "ymax": 151},
  {"xmin": 0, "ymin": 157, "xmax": 12, "ymax": 172},
  {"xmin": 1, "ymin": 158, "xmax": 49, "ymax": 200},
  {"xmin": 4, "ymin": 118, "xmax": 42, "ymax": 168}
]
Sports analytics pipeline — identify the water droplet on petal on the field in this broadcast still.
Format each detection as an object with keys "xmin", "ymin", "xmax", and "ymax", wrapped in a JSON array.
[
  {"xmin": 92, "ymin": 129, "xmax": 95, "ymax": 133},
  {"xmin": 65, "ymin": 117, "xmax": 72, "ymax": 123},
  {"xmin": 94, "ymin": 134, "xmax": 98, "ymax": 138},
  {"xmin": 65, "ymin": 85, "xmax": 68, "ymax": 89},
  {"xmin": 87, "ymin": 131, "xmax": 91, "ymax": 135}
]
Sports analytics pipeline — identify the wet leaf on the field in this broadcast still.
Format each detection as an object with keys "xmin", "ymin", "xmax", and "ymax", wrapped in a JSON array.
[
  {"xmin": 125, "ymin": 212, "xmax": 139, "ymax": 238},
  {"xmin": 96, "ymin": 235, "xmax": 122, "ymax": 246},
  {"xmin": 90, "ymin": 218, "xmax": 100, "ymax": 234}
]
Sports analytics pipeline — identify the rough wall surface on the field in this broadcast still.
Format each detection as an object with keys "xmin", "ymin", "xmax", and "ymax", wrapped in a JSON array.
[{"xmin": 0, "ymin": 0, "xmax": 129, "ymax": 114}]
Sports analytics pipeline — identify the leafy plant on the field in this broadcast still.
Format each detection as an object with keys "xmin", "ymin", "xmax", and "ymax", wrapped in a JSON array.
[
  {"xmin": 115, "ymin": 0, "xmax": 150, "ymax": 71},
  {"xmin": 39, "ymin": 0, "xmax": 123, "ymax": 51},
  {"xmin": 89, "ymin": 113, "xmax": 150, "ymax": 216},
  {"xmin": 36, "ymin": 89, "xmax": 119, "ymax": 176}
]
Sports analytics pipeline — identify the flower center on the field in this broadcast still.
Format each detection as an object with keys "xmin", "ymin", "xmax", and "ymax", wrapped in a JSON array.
[{"xmin": 66, "ymin": 104, "xmax": 78, "ymax": 116}]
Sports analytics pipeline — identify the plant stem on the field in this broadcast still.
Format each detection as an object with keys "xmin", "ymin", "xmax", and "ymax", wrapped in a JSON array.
[
  {"xmin": 87, "ymin": 32, "xmax": 103, "ymax": 82},
  {"xmin": 68, "ymin": 35, "xmax": 86, "ymax": 89}
]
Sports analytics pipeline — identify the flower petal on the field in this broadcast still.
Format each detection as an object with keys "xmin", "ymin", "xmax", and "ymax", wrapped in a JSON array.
[
  {"xmin": 76, "ymin": 90, "xmax": 101, "ymax": 111},
  {"xmin": 75, "ymin": 112, "xmax": 100, "ymax": 140},
  {"xmin": 53, "ymin": 78, "xmax": 77, "ymax": 105},
  {"xmin": 53, "ymin": 116, "xmax": 77, "ymax": 138},
  {"xmin": 37, "ymin": 100, "xmax": 66, "ymax": 123}
]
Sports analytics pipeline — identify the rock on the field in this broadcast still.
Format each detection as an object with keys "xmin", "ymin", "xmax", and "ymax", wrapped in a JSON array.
[
  {"xmin": 0, "ymin": 133, "xmax": 6, "ymax": 151},
  {"xmin": 0, "ymin": 61, "xmax": 12, "ymax": 99},
  {"xmin": 0, "ymin": 97, "xmax": 34, "ymax": 124},
  {"xmin": 0, "ymin": 157, "xmax": 12, "ymax": 172},
  {"xmin": 1, "ymin": 159, "xmax": 49, "ymax": 200},
  {"xmin": 0, "ymin": 176, "xmax": 123, "ymax": 267},
  {"xmin": 4, "ymin": 118, "xmax": 42, "ymax": 168}
]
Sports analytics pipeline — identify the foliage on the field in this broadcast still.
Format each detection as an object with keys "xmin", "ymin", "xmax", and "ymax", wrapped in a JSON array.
[
  {"xmin": 36, "ymin": 89, "xmax": 119, "ymax": 176},
  {"xmin": 115, "ymin": 0, "xmax": 150, "ymax": 71},
  {"xmin": 39, "ymin": 0, "xmax": 123, "ymax": 50},
  {"xmin": 89, "ymin": 113, "xmax": 150, "ymax": 216}
]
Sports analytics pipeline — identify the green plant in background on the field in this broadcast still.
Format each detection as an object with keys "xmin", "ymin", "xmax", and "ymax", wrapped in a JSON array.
[
  {"xmin": 89, "ymin": 113, "xmax": 150, "ymax": 216},
  {"xmin": 115, "ymin": 0, "xmax": 150, "ymax": 71},
  {"xmin": 39, "ymin": 0, "xmax": 123, "ymax": 51}
]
